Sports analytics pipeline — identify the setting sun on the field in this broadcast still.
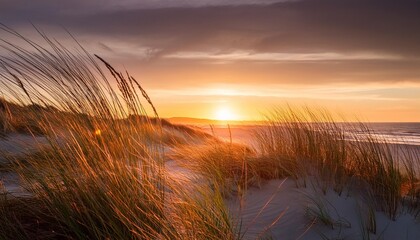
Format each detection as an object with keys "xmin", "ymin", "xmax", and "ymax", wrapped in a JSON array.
[{"xmin": 215, "ymin": 107, "xmax": 236, "ymax": 121}]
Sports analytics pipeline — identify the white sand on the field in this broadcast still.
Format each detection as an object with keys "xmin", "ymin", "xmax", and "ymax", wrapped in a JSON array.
[
  {"xmin": 165, "ymin": 157, "xmax": 420, "ymax": 239},
  {"xmin": 227, "ymin": 178, "xmax": 420, "ymax": 239}
]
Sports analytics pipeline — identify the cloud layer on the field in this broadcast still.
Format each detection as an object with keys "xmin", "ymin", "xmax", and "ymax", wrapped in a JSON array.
[{"xmin": 1, "ymin": 0, "xmax": 420, "ymax": 120}]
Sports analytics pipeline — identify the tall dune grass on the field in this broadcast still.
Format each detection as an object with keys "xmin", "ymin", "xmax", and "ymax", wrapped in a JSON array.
[
  {"xmin": 170, "ymin": 125, "xmax": 287, "ymax": 197},
  {"xmin": 254, "ymin": 107, "xmax": 350, "ymax": 191},
  {"xmin": 171, "ymin": 138, "xmax": 256, "ymax": 196},
  {"xmin": 0, "ymin": 26, "xmax": 238, "ymax": 239},
  {"xmin": 254, "ymin": 106, "xmax": 420, "ymax": 220}
]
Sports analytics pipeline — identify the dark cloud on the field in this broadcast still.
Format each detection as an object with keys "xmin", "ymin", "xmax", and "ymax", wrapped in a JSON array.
[
  {"xmin": 2, "ymin": 0, "xmax": 420, "ymax": 55},
  {"xmin": 1, "ymin": 0, "xmax": 420, "ymax": 86}
]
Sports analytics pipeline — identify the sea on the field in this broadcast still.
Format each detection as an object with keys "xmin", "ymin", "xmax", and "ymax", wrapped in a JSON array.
[
  {"xmin": 358, "ymin": 122, "xmax": 420, "ymax": 146},
  {"xmin": 204, "ymin": 122, "xmax": 420, "ymax": 147}
]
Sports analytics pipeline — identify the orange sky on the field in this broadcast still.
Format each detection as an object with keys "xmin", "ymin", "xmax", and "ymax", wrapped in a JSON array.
[{"xmin": 2, "ymin": 0, "xmax": 420, "ymax": 122}]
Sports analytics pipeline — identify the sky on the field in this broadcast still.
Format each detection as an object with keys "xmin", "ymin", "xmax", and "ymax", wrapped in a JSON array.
[{"xmin": 1, "ymin": 0, "xmax": 420, "ymax": 121}]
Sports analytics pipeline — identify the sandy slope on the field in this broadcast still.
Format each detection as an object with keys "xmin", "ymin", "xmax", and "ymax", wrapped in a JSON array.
[
  {"xmin": 228, "ymin": 178, "xmax": 420, "ymax": 240},
  {"xmin": 165, "ymin": 157, "xmax": 420, "ymax": 239}
]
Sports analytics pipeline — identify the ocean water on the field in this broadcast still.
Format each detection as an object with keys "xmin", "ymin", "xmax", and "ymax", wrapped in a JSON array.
[
  {"xmin": 205, "ymin": 122, "xmax": 420, "ymax": 147},
  {"xmin": 355, "ymin": 122, "xmax": 420, "ymax": 146}
]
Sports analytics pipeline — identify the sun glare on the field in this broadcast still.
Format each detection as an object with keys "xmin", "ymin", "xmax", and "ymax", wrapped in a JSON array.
[{"xmin": 215, "ymin": 107, "xmax": 236, "ymax": 121}]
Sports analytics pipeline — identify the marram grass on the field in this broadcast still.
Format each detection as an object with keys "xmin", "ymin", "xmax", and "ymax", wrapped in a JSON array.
[
  {"xmin": 254, "ymin": 106, "xmax": 420, "ymax": 220},
  {"xmin": 0, "ymin": 26, "xmax": 239, "ymax": 240}
]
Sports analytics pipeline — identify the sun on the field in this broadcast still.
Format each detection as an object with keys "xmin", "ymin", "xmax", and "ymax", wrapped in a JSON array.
[{"xmin": 215, "ymin": 107, "xmax": 236, "ymax": 121}]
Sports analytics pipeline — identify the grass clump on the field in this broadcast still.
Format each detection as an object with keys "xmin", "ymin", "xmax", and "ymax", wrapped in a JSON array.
[
  {"xmin": 304, "ymin": 192, "xmax": 350, "ymax": 230},
  {"xmin": 171, "ymin": 138, "xmax": 256, "ymax": 196},
  {"xmin": 0, "ymin": 26, "xmax": 239, "ymax": 239},
  {"xmin": 254, "ymin": 106, "xmax": 420, "ymax": 221},
  {"xmin": 168, "ymin": 181, "xmax": 240, "ymax": 239},
  {"xmin": 349, "ymin": 133, "xmax": 403, "ymax": 220},
  {"xmin": 254, "ymin": 107, "xmax": 350, "ymax": 192}
]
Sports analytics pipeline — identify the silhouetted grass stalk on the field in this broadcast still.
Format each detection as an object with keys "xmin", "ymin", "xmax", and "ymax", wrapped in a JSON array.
[{"xmin": 0, "ymin": 26, "xmax": 238, "ymax": 239}]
